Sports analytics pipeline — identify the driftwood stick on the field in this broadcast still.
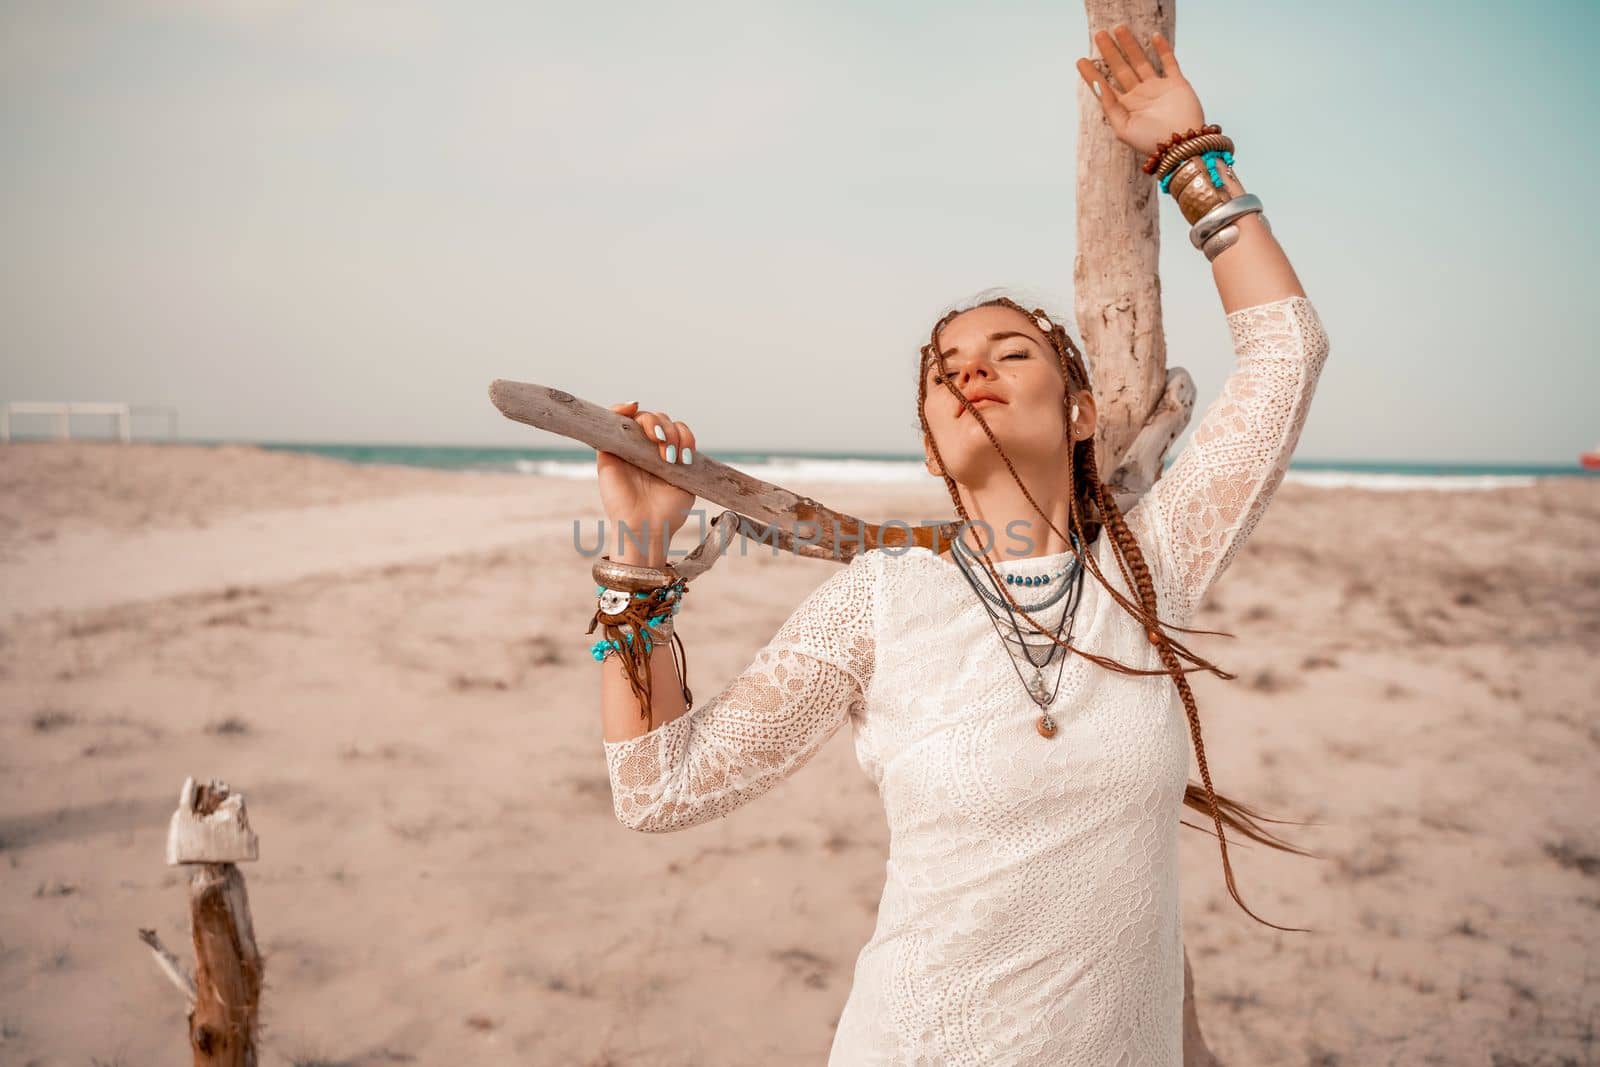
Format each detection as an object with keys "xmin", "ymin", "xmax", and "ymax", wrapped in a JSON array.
[
  {"xmin": 488, "ymin": 380, "xmax": 1160, "ymax": 565},
  {"xmin": 139, "ymin": 927, "xmax": 197, "ymax": 1005},
  {"xmin": 488, "ymin": 379, "xmax": 962, "ymax": 564},
  {"xmin": 672, "ymin": 509, "xmax": 854, "ymax": 582}
]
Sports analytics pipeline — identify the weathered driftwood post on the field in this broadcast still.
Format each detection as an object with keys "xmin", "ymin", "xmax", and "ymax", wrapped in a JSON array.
[
  {"xmin": 1078, "ymin": 1, "xmax": 1197, "ymax": 495},
  {"xmin": 1078, "ymin": 3, "xmax": 1220, "ymax": 1065},
  {"xmin": 141, "ymin": 776, "xmax": 264, "ymax": 1067}
]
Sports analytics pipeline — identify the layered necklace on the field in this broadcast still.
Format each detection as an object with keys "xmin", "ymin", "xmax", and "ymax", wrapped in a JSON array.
[{"xmin": 948, "ymin": 530, "xmax": 1089, "ymax": 738}]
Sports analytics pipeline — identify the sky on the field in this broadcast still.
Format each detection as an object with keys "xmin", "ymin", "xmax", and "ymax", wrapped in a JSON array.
[{"xmin": 2, "ymin": 0, "xmax": 1595, "ymax": 464}]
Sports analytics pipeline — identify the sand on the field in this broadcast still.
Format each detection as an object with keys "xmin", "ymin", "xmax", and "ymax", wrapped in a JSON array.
[{"xmin": 1, "ymin": 440, "xmax": 1596, "ymax": 1066}]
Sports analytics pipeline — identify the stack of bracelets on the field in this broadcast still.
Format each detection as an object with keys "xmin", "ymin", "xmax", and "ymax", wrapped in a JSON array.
[
  {"xmin": 1142, "ymin": 123, "xmax": 1270, "ymax": 262},
  {"xmin": 588, "ymin": 554, "xmax": 694, "ymax": 730}
]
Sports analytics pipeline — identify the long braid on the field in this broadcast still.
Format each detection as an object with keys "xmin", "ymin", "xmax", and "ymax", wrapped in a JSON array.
[
  {"xmin": 1087, "ymin": 440, "xmax": 1315, "ymax": 933},
  {"xmin": 918, "ymin": 294, "xmax": 1319, "ymax": 933}
]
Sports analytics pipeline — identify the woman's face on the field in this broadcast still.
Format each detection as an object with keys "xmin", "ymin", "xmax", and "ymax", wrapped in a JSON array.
[{"xmin": 921, "ymin": 304, "xmax": 1095, "ymax": 481}]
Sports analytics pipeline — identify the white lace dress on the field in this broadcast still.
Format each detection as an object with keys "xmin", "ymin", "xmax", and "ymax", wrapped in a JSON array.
[{"xmin": 603, "ymin": 294, "xmax": 1330, "ymax": 1065}]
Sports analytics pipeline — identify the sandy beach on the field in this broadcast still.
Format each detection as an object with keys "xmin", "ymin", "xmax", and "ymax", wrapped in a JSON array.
[{"xmin": 1, "ymin": 440, "xmax": 1596, "ymax": 1066}]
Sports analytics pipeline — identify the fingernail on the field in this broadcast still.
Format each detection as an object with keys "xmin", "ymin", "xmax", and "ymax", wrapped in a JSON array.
[
  {"xmin": 665, "ymin": 444, "xmax": 677, "ymax": 463},
  {"xmin": 681, "ymin": 448, "xmax": 692, "ymax": 465},
  {"xmin": 654, "ymin": 426, "xmax": 666, "ymax": 441}
]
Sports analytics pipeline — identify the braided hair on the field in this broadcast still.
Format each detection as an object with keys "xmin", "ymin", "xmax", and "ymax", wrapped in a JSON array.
[{"xmin": 917, "ymin": 293, "xmax": 1317, "ymax": 933}]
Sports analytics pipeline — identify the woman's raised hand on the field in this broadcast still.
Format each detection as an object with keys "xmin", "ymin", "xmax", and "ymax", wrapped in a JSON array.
[
  {"xmin": 1075, "ymin": 25, "xmax": 1206, "ymax": 158},
  {"xmin": 596, "ymin": 401, "xmax": 697, "ymax": 559}
]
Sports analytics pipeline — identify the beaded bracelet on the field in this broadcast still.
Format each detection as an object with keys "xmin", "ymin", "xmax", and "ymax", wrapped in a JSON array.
[
  {"xmin": 1155, "ymin": 132, "xmax": 1232, "ymax": 179},
  {"xmin": 590, "ymin": 617, "xmax": 673, "ymax": 661},
  {"xmin": 1141, "ymin": 123, "xmax": 1222, "ymax": 176}
]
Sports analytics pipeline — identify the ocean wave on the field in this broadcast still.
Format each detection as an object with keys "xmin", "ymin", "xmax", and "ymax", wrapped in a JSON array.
[{"xmin": 503, "ymin": 457, "xmax": 1549, "ymax": 491}]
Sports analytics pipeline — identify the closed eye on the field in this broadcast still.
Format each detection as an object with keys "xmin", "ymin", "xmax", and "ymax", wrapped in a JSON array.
[{"xmin": 931, "ymin": 352, "xmax": 1027, "ymax": 382}]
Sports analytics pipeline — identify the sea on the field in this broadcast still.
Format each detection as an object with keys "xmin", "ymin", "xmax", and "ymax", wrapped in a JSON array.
[{"xmin": 234, "ymin": 442, "xmax": 1595, "ymax": 492}]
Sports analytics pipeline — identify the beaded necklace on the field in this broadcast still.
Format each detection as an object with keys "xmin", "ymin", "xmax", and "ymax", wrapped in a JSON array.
[{"xmin": 949, "ymin": 531, "xmax": 1089, "ymax": 737}]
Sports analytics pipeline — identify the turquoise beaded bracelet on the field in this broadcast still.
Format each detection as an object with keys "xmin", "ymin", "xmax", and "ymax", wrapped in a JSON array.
[
  {"xmin": 590, "ymin": 614, "xmax": 671, "ymax": 661},
  {"xmin": 1159, "ymin": 149, "xmax": 1234, "ymax": 196}
]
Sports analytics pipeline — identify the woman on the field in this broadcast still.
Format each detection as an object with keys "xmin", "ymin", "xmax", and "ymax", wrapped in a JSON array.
[{"xmin": 592, "ymin": 24, "xmax": 1330, "ymax": 1065}]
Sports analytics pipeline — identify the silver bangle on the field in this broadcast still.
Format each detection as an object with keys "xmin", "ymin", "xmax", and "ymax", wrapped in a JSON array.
[
  {"xmin": 1201, "ymin": 224, "xmax": 1241, "ymax": 262},
  {"xmin": 1189, "ymin": 192, "xmax": 1265, "ymax": 249}
]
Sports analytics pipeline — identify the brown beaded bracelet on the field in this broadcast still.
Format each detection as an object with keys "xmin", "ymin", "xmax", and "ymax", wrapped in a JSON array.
[
  {"xmin": 1155, "ymin": 133, "xmax": 1235, "ymax": 181},
  {"xmin": 1141, "ymin": 123, "xmax": 1222, "ymax": 175}
]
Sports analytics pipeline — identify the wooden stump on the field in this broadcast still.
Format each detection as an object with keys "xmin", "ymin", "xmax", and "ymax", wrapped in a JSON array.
[
  {"xmin": 187, "ymin": 861, "xmax": 263, "ymax": 1066},
  {"xmin": 144, "ymin": 777, "xmax": 263, "ymax": 1067}
]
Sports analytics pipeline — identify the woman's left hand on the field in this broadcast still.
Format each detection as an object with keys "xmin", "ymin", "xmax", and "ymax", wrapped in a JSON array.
[{"xmin": 1076, "ymin": 25, "xmax": 1206, "ymax": 159}]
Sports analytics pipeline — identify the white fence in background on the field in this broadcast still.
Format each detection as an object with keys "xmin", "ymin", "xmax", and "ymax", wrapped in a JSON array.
[{"xmin": 1, "ymin": 402, "xmax": 179, "ymax": 443}]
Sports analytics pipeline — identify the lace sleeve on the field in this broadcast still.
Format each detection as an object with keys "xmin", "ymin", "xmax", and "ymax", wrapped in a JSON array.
[
  {"xmin": 601, "ymin": 549, "xmax": 877, "ymax": 833},
  {"xmin": 1130, "ymin": 293, "xmax": 1330, "ymax": 623}
]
